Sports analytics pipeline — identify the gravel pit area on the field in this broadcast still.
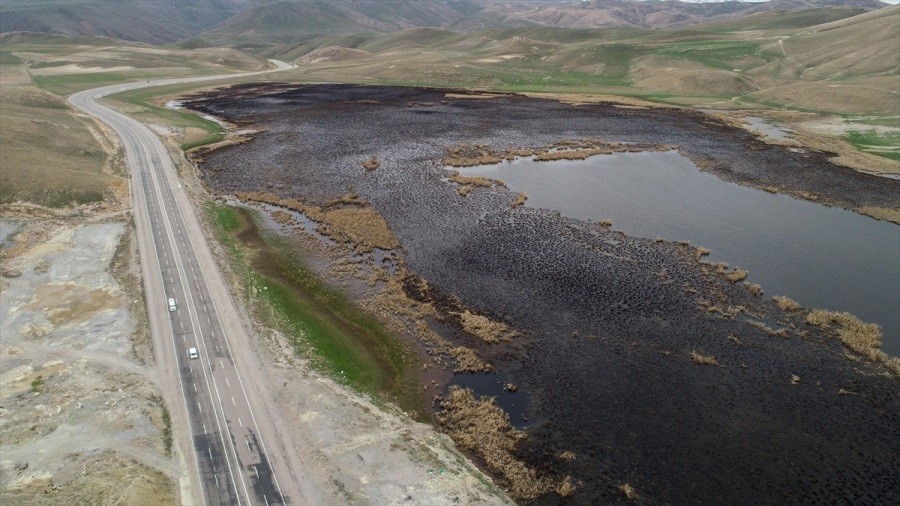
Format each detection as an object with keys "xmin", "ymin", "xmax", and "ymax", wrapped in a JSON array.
[{"xmin": 184, "ymin": 84, "xmax": 899, "ymax": 504}]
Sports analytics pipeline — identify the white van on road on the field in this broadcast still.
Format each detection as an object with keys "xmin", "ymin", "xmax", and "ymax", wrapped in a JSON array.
[{"xmin": 168, "ymin": 298, "xmax": 177, "ymax": 312}]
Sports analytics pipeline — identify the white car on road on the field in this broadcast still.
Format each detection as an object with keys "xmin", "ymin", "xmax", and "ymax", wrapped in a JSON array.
[{"xmin": 188, "ymin": 347, "xmax": 199, "ymax": 359}]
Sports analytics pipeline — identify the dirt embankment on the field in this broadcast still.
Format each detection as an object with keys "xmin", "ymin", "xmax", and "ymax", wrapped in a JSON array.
[
  {"xmin": 183, "ymin": 84, "xmax": 900, "ymax": 504},
  {"xmin": 0, "ymin": 218, "xmax": 179, "ymax": 505}
]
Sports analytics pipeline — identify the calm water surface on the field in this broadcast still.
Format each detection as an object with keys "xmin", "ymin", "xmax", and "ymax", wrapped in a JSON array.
[{"xmin": 463, "ymin": 151, "xmax": 900, "ymax": 355}]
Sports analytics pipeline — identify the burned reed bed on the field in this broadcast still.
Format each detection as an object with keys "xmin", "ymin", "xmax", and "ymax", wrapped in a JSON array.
[{"xmin": 185, "ymin": 84, "xmax": 899, "ymax": 504}]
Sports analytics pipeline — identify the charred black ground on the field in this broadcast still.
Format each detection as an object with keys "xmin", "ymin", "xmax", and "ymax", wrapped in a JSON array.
[{"xmin": 185, "ymin": 84, "xmax": 899, "ymax": 504}]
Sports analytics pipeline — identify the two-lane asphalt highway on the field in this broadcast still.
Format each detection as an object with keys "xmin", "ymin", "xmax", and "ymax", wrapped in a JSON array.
[{"xmin": 69, "ymin": 62, "xmax": 321, "ymax": 505}]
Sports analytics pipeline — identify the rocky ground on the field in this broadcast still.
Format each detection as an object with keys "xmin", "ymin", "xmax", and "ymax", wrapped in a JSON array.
[
  {"xmin": 184, "ymin": 83, "xmax": 900, "ymax": 504},
  {"xmin": 0, "ymin": 217, "xmax": 179, "ymax": 505}
]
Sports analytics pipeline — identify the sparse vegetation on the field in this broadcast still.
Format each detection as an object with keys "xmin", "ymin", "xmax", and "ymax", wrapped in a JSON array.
[
  {"xmin": 710, "ymin": 262, "xmax": 749, "ymax": 283},
  {"xmin": 858, "ymin": 206, "xmax": 900, "ymax": 224},
  {"xmin": 690, "ymin": 351, "xmax": 719, "ymax": 366},
  {"xmin": 454, "ymin": 310, "xmax": 520, "ymax": 343},
  {"xmin": 444, "ymin": 144, "xmax": 503, "ymax": 167},
  {"xmin": 30, "ymin": 375, "xmax": 45, "ymax": 393},
  {"xmin": 150, "ymin": 395, "xmax": 174, "ymax": 457},
  {"xmin": 557, "ymin": 450, "xmax": 576, "ymax": 461},
  {"xmin": 362, "ymin": 156, "xmax": 380, "ymax": 171},
  {"xmin": 235, "ymin": 192, "xmax": 399, "ymax": 251},
  {"xmin": 725, "ymin": 267, "xmax": 748, "ymax": 283},
  {"xmin": 437, "ymin": 387, "xmax": 554, "ymax": 500},
  {"xmin": 557, "ymin": 476, "xmax": 578, "ymax": 498},
  {"xmin": 448, "ymin": 171, "xmax": 505, "ymax": 188},
  {"xmin": 805, "ymin": 309, "xmax": 899, "ymax": 374},
  {"xmin": 618, "ymin": 483, "xmax": 639, "ymax": 501},
  {"xmin": 745, "ymin": 283, "xmax": 763, "ymax": 296},
  {"xmin": 271, "ymin": 210, "xmax": 292, "ymax": 224},
  {"xmin": 511, "ymin": 192, "xmax": 527, "ymax": 207},
  {"xmin": 451, "ymin": 346, "xmax": 492, "ymax": 373},
  {"xmin": 534, "ymin": 147, "xmax": 611, "ymax": 161},
  {"xmin": 773, "ymin": 295, "xmax": 801, "ymax": 312}
]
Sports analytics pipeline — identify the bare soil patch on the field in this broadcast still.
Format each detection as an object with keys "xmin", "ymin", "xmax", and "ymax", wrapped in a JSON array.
[{"xmin": 0, "ymin": 219, "xmax": 179, "ymax": 504}]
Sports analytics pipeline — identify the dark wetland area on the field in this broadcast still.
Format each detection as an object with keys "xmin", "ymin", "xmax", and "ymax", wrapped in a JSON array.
[
  {"xmin": 185, "ymin": 84, "xmax": 900, "ymax": 504},
  {"xmin": 462, "ymin": 151, "xmax": 900, "ymax": 355}
]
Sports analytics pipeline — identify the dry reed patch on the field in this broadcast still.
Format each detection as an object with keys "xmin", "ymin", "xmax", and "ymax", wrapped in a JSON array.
[
  {"xmin": 618, "ymin": 483, "xmax": 639, "ymax": 501},
  {"xmin": 773, "ymin": 295, "xmax": 801, "ymax": 312},
  {"xmin": 534, "ymin": 147, "xmax": 613, "ymax": 161},
  {"xmin": 556, "ymin": 476, "xmax": 578, "ymax": 498},
  {"xmin": 695, "ymin": 246, "xmax": 711, "ymax": 260},
  {"xmin": 451, "ymin": 346, "xmax": 492, "ymax": 373},
  {"xmin": 271, "ymin": 210, "xmax": 292, "ymax": 224},
  {"xmin": 236, "ymin": 191, "xmax": 399, "ymax": 251},
  {"xmin": 746, "ymin": 320, "xmax": 787, "ymax": 337},
  {"xmin": 455, "ymin": 310, "xmax": 520, "ymax": 343},
  {"xmin": 709, "ymin": 261, "xmax": 748, "ymax": 283},
  {"xmin": 444, "ymin": 93, "xmax": 504, "ymax": 100},
  {"xmin": 448, "ymin": 171, "xmax": 505, "ymax": 188},
  {"xmin": 805, "ymin": 310, "xmax": 899, "ymax": 374},
  {"xmin": 858, "ymin": 206, "xmax": 900, "ymax": 224},
  {"xmin": 505, "ymin": 148, "xmax": 538, "ymax": 160},
  {"xmin": 689, "ymin": 351, "xmax": 720, "ymax": 366},
  {"xmin": 362, "ymin": 156, "xmax": 380, "ymax": 171},
  {"xmin": 457, "ymin": 185, "xmax": 474, "ymax": 197},
  {"xmin": 318, "ymin": 206, "xmax": 399, "ymax": 250},
  {"xmin": 444, "ymin": 144, "xmax": 504, "ymax": 167},
  {"xmin": 598, "ymin": 219, "xmax": 613, "ymax": 228},
  {"xmin": 745, "ymin": 283, "xmax": 763, "ymax": 296},
  {"xmin": 437, "ymin": 387, "xmax": 554, "ymax": 500},
  {"xmin": 725, "ymin": 267, "xmax": 748, "ymax": 282},
  {"xmin": 557, "ymin": 450, "xmax": 576, "ymax": 462},
  {"xmin": 511, "ymin": 192, "xmax": 527, "ymax": 207}
]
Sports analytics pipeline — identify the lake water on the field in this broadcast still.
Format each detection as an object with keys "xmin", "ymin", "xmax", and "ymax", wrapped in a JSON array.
[{"xmin": 462, "ymin": 150, "xmax": 900, "ymax": 355}]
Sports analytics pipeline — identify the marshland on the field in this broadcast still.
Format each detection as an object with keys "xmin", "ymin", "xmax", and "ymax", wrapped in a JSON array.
[{"xmin": 183, "ymin": 83, "xmax": 900, "ymax": 504}]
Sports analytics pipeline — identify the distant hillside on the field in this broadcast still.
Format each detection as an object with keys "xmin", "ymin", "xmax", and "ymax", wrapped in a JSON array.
[
  {"xmin": 193, "ymin": 0, "xmax": 482, "ymax": 48},
  {"xmin": 1, "ymin": 0, "xmax": 889, "ymax": 46},
  {"xmin": 450, "ymin": 0, "xmax": 888, "ymax": 30},
  {"xmin": 258, "ymin": 4, "xmax": 897, "ymax": 114},
  {"xmin": 0, "ymin": 0, "xmax": 251, "ymax": 44},
  {"xmin": 751, "ymin": 3, "xmax": 899, "ymax": 80}
]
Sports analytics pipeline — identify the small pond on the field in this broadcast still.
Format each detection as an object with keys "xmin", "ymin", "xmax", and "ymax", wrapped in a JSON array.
[{"xmin": 462, "ymin": 150, "xmax": 900, "ymax": 355}]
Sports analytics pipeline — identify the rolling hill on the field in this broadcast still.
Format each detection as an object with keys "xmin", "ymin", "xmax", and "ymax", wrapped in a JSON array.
[
  {"xmin": 1, "ymin": 0, "xmax": 890, "ymax": 46},
  {"xmin": 0, "ymin": 0, "xmax": 252, "ymax": 44},
  {"xmin": 255, "ymin": 4, "xmax": 898, "ymax": 115}
]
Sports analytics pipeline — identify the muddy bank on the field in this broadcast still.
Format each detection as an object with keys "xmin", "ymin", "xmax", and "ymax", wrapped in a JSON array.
[{"xmin": 184, "ymin": 84, "xmax": 900, "ymax": 504}]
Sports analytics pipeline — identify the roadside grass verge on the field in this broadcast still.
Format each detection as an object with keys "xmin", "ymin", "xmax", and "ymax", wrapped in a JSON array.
[
  {"xmin": 31, "ymin": 72, "xmax": 132, "ymax": 96},
  {"xmin": 150, "ymin": 395, "xmax": 174, "ymax": 457},
  {"xmin": 206, "ymin": 203, "xmax": 426, "ymax": 417},
  {"xmin": 106, "ymin": 86, "xmax": 225, "ymax": 151}
]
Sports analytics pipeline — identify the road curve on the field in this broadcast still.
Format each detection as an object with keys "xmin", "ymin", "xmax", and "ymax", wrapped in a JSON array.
[{"xmin": 69, "ymin": 61, "xmax": 322, "ymax": 505}]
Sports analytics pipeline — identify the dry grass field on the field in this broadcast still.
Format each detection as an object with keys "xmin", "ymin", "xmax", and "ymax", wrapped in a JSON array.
[
  {"xmin": 0, "ymin": 52, "xmax": 116, "ymax": 208},
  {"xmin": 0, "ymin": 34, "xmax": 270, "ymax": 209}
]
